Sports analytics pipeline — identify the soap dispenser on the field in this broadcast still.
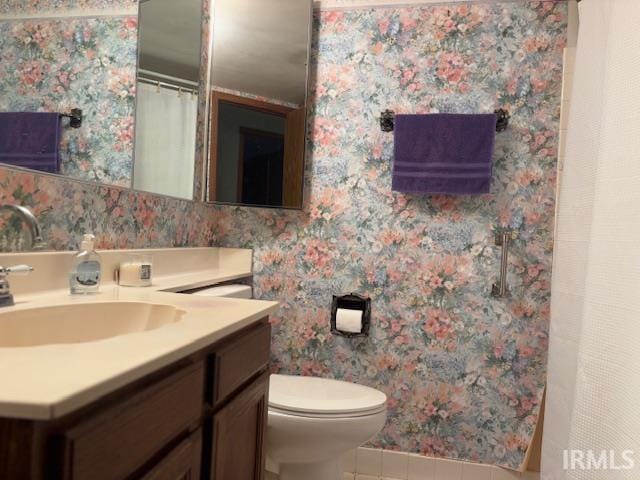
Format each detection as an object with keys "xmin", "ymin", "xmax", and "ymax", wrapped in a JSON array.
[{"xmin": 69, "ymin": 234, "xmax": 101, "ymax": 294}]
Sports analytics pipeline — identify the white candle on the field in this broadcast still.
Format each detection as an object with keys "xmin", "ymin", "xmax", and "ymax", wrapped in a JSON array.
[{"xmin": 118, "ymin": 261, "xmax": 152, "ymax": 287}]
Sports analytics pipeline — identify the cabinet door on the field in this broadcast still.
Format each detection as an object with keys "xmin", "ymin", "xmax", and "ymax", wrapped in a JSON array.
[
  {"xmin": 141, "ymin": 430, "xmax": 202, "ymax": 480},
  {"xmin": 62, "ymin": 363, "xmax": 204, "ymax": 480},
  {"xmin": 210, "ymin": 371, "xmax": 269, "ymax": 480}
]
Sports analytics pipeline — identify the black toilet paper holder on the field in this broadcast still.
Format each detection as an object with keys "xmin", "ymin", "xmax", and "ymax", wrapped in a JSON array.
[{"xmin": 331, "ymin": 293, "xmax": 371, "ymax": 337}]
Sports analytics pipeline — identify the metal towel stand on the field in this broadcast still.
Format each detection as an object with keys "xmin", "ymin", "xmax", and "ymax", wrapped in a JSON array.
[{"xmin": 491, "ymin": 229, "xmax": 517, "ymax": 298}]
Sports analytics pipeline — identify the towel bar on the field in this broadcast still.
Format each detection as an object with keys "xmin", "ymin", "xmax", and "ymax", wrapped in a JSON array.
[{"xmin": 380, "ymin": 108, "xmax": 510, "ymax": 133}]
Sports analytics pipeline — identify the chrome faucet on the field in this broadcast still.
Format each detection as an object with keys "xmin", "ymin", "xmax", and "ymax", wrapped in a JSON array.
[
  {"xmin": 0, "ymin": 204, "xmax": 46, "ymax": 250},
  {"xmin": 0, "ymin": 204, "xmax": 41, "ymax": 306},
  {"xmin": 0, "ymin": 265, "xmax": 34, "ymax": 307}
]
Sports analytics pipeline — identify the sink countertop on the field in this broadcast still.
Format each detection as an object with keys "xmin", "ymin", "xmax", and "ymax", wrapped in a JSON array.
[{"xmin": 0, "ymin": 267, "xmax": 279, "ymax": 421}]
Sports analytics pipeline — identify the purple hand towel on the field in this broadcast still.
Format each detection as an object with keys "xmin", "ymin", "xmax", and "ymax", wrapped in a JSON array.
[
  {"xmin": 0, "ymin": 112, "xmax": 62, "ymax": 173},
  {"xmin": 392, "ymin": 113, "xmax": 497, "ymax": 195}
]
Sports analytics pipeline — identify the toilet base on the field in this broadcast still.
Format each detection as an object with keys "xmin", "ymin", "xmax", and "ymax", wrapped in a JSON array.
[{"xmin": 278, "ymin": 458, "xmax": 342, "ymax": 480}]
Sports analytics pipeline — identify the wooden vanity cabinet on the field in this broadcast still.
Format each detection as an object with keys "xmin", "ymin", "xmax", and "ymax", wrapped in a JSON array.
[
  {"xmin": 209, "ymin": 371, "xmax": 269, "ymax": 480},
  {"xmin": 140, "ymin": 429, "xmax": 203, "ymax": 480},
  {"xmin": 0, "ymin": 319, "xmax": 271, "ymax": 480}
]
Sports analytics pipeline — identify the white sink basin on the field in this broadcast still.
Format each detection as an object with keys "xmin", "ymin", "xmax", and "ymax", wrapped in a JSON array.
[{"xmin": 0, "ymin": 302, "xmax": 186, "ymax": 348}]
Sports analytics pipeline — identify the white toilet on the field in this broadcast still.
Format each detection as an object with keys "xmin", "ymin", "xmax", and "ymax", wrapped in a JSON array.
[
  {"xmin": 192, "ymin": 288, "xmax": 387, "ymax": 479},
  {"xmin": 267, "ymin": 374, "xmax": 387, "ymax": 480}
]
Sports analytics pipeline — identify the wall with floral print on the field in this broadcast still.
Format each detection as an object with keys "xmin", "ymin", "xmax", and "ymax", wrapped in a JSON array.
[
  {"xmin": 0, "ymin": 0, "xmax": 136, "ymax": 16},
  {"xmin": 0, "ymin": 166, "xmax": 216, "ymax": 251},
  {"xmin": 210, "ymin": 1, "xmax": 566, "ymax": 470},
  {"xmin": 0, "ymin": 0, "xmax": 565, "ymax": 470},
  {"xmin": 0, "ymin": 0, "xmax": 210, "ymax": 199},
  {"xmin": 0, "ymin": 11, "xmax": 138, "ymax": 187},
  {"xmin": 0, "ymin": 0, "xmax": 211, "ymax": 248}
]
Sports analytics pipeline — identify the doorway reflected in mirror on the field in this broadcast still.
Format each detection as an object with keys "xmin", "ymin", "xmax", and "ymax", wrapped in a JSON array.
[
  {"xmin": 207, "ymin": 0, "xmax": 311, "ymax": 209},
  {"xmin": 238, "ymin": 127, "xmax": 284, "ymax": 206},
  {"xmin": 209, "ymin": 93, "xmax": 304, "ymax": 209}
]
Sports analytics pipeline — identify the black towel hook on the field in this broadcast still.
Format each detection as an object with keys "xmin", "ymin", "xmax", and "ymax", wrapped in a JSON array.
[
  {"xmin": 380, "ymin": 108, "xmax": 510, "ymax": 133},
  {"xmin": 495, "ymin": 108, "xmax": 510, "ymax": 132},
  {"xmin": 380, "ymin": 110, "xmax": 395, "ymax": 132}
]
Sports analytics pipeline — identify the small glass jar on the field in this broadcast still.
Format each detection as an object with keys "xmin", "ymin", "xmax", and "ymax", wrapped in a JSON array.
[{"xmin": 118, "ymin": 254, "xmax": 153, "ymax": 287}]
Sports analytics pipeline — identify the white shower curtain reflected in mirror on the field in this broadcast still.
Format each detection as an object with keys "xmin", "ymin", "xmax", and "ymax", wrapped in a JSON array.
[
  {"xmin": 542, "ymin": 0, "xmax": 640, "ymax": 479},
  {"xmin": 133, "ymin": 82, "xmax": 197, "ymax": 200}
]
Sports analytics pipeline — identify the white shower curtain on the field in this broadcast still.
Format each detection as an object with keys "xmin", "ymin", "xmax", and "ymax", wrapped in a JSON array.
[
  {"xmin": 542, "ymin": 0, "xmax": 640, "ymax": 479},
  {"xmin": 133, "ymin": 81, "xmax": 197, "ymax": 199}
]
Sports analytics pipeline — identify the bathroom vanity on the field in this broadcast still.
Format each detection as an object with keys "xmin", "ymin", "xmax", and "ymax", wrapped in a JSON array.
[
  {"xmin": 0, "ymin": 319, "xmax": 271, "ymax": 480},
  {"xmin": 0, "ymin": 248, "xmax": 278, "ymax": 480}
]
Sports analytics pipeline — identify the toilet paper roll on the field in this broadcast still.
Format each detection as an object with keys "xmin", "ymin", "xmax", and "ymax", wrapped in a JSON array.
[{"xmin": 335, "ymin": 308, "xmax": 364, "ymax": 333}]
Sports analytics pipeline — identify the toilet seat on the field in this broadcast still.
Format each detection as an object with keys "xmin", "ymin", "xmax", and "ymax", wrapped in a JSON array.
[{"xmin": 269, "ymin": 374, "xmax": 387, "ymax": 419}]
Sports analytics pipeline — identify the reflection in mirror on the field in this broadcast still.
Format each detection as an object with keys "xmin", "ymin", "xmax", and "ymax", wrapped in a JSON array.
[
  {"xmin": 0, "ymin": 1, "xmax": 204, "ymax": 201},
  {"xmin": 0, "ymin": 12, "xmax": 138, "ymax": 186},
  {"xmin": 208, "ymin": 0, "xmax": 312, "ymax": 209},
  {"xmin": 133, "ymin": 0, "xmax": 202, "ymax": 200}
]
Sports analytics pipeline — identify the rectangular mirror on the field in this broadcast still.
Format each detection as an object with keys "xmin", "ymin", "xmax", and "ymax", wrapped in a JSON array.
[
  {"xmin": 207, "ymin": 0, "xmax": 312, "ymax": 209},
  {"xmin": 0, "ymin": 1, "xmax": 205, "ymax": 201},
  {"xmin": 0, "ymin": 10, "xmax": 139, "ymax": 188},
  {"xmin": 133, "ymin": 0, "xmax": 202, "ymax": 200}
]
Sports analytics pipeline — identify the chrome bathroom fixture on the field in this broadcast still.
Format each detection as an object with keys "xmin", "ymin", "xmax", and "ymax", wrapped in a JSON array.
[
  {"xmin": 492, "ymin": 228, "xmax": 516, "ymax": 298},
  {"xmin": 0, "ymin": 204, "xmax": 46, "ymax": 250},
  {"xmin": 0, "ymin": 264, "xmax": 34, "ymax": 307}
]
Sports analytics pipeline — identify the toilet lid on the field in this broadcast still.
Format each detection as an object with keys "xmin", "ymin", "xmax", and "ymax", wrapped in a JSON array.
[{"xmin": 269, "ymin": 374, "xmax": 387, "ymax": 417}]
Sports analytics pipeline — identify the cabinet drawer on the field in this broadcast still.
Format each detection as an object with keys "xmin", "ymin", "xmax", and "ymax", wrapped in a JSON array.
[
  {"xmin": 141, "ymin": 429, "xmax": 202, "ymax": 480},
  {"xmin": 63, "ymin": 362, "xmax": 204, "ymax": 480},
  {"xmin": 211, "ymin": 321, "xmax": 270, "ymax": 407}
]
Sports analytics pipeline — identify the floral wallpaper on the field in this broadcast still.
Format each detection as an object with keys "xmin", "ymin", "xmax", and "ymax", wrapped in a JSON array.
[
  {"xmin": 210, "ymin": 1, "xmax": 567, "ymax": 470},
  {"xmin": 0, "ymin": 0, "xmax": 211, "ymax": 196},
  {"xmin": 0, "ymin": 0, "xmax": 136, "ymax": 16},
  {"xmin": 0, "ymin": 0, "xmax": 565, "ymax": 470},
  {"xmin": 0, "ymin": 16, "xmax": 138, "ymax": 187},
  {"xmin": 0, "ymin": 167, "xmax": 215, "ymax": 251},
  {"xmin": 0, "ymin": 0, "xmax": 212, "ymax": 249}
]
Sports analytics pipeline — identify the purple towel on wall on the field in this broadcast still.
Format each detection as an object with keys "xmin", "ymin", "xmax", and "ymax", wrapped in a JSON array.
[
  {"xmin": 392, "ymin": 113, "xmax": 497, "ymax": 195},
  {"xmin": 0, "ymin": 112, "xmax": 62, "ymax": 174}
]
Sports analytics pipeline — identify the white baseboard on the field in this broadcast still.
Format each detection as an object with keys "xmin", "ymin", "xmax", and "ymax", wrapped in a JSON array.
[
  {"xmin": 267, "ymin": 447, "xmax": 540, "ymax": 479},
  {"xmin": 344, "ymin": 447, "xmax": 540, "ymax": 480}
]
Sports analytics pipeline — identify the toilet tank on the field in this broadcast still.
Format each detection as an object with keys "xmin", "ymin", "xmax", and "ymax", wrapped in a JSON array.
[{"xmin": 192, "ymin": 284, "xmax": 253, "ymax": 299}]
